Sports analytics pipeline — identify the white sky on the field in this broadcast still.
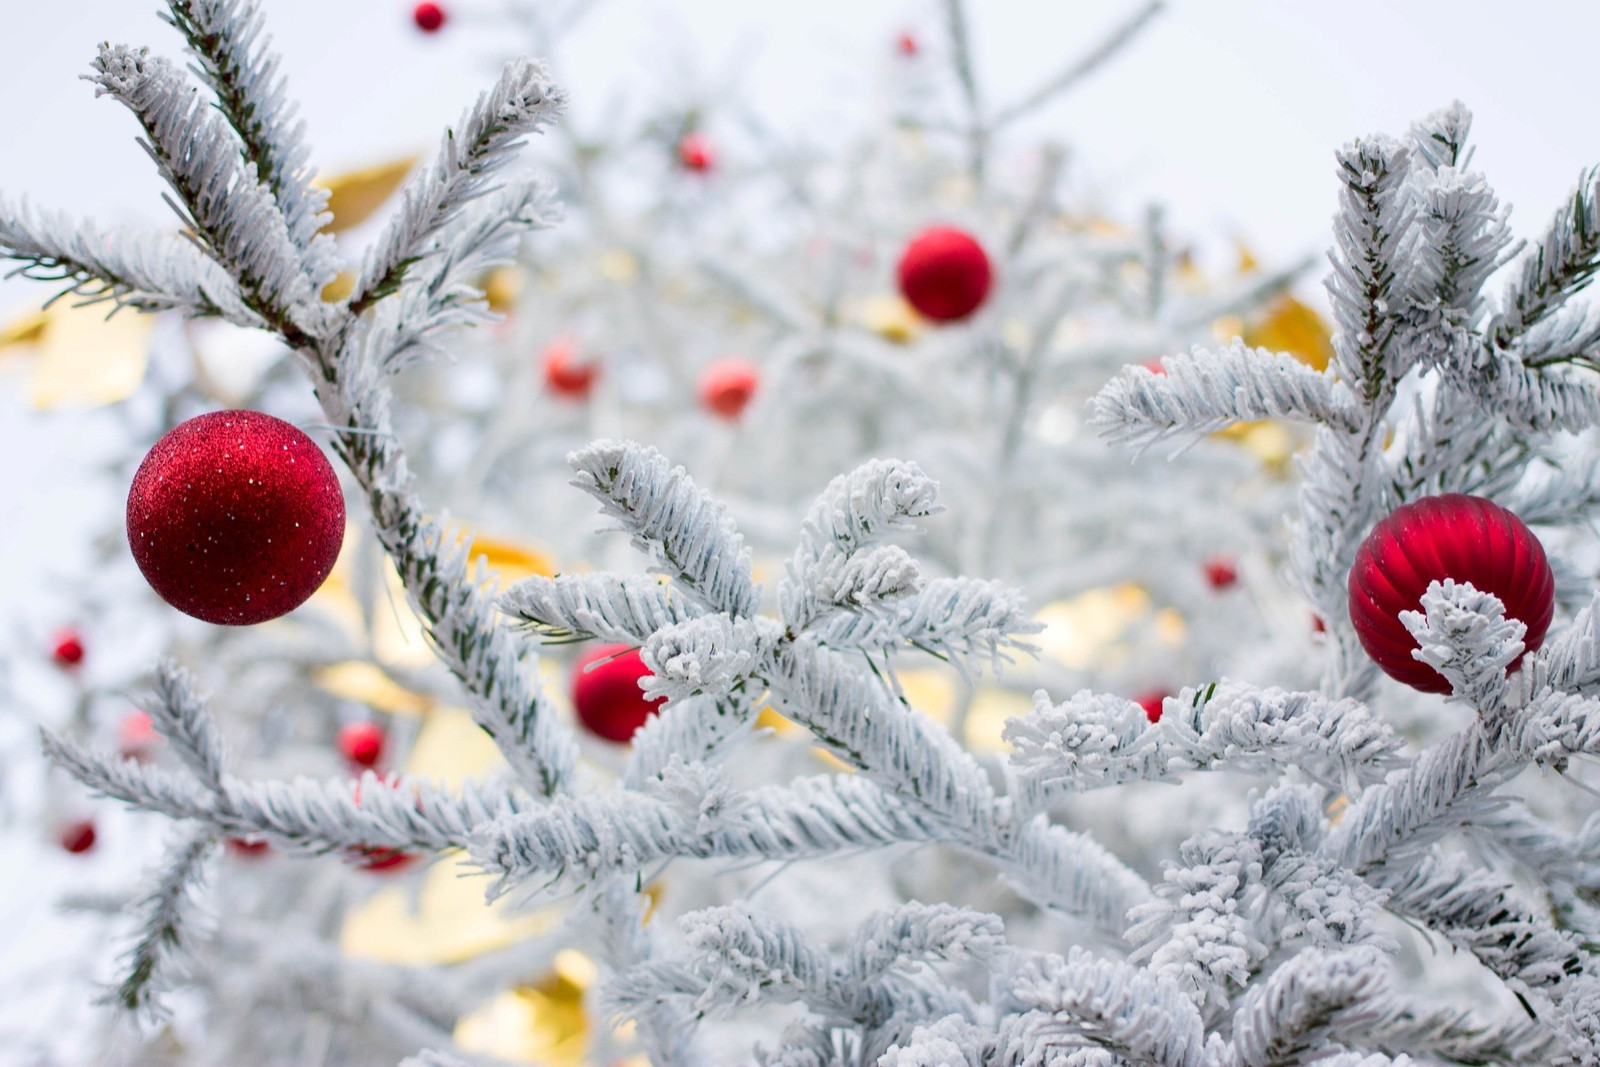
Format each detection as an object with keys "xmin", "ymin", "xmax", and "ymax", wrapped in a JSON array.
[
  {"xmin": 2, "ymin": 0, "xmax": 1600, "ymax": 606},
  {"xmin": 2, "ymin": 0, "xmax": 1599, "ymax": 311}
]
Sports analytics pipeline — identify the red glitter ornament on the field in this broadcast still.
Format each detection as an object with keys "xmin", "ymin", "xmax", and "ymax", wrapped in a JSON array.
[
  {"xmin": 60, "ymin": 819, "xmax": 97, "ymax": 854},
  {"xmin": 1348, "ymin": 494, "xmax": 1554, "ymax": 694},
  {"xmin": 338, "ymin": 721, "xmax": 386, "ymax": 769},
  {"xmin": 572, "ymin": 644, "xmax": 666, "ymax": 743},
  {"xmin": 699, "ymin": 358, "xmax": 759, "ymax": 420},
  {"xmin": 412, "ymin": 1, "xmax": 446, "ymax": 32},
  {"xmin": 126, "ymin": 410, "xmax": 345, "ymax": 626},
  {"xmin": 50, "ymin": 628, "xmax": 85, "ymax": 668},
  {"xmin": 1204, "ymin": 556, "xmax": 1239, "ymax": 590},
  {"xmin": 677, "ymin": 131, "xmax": 715, "ymax": 173},
  {"xmin": 542, "ymin": 337, "xmax": 600, "ymax": 399},
  {"xmin": 896, "ymin": 226, "xmax": 993, "ymax": 322},
  {"xmin": 1132, "ymin": 690, "xmax": 1168, "ymax": 724}
]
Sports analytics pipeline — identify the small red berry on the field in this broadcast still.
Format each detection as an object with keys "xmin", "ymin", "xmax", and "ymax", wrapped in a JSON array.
[
  {"xmin": 896, "ymin": 226, "xmax": 993, "ymax": 323},
  {"xmin": 338, "ymin": 721, "xmax": 386, "ymax": 769},
  {"xmin": 1133, "ymin": 690, "xmax": 1168, "ymax": 724},
  {"xmin": 1204, "ymin": 556, "xmax": 1239, "ymax": 590},
  {"xmin": 896, "ymin": 31, "xmax": 919, "ymax": 56},
  {"xmin": 356, "ymin": 848, "xmax": 420, "ymax": 873},
  {"xmin": 51, "ymin": 629, "xmax": 85, "ymax": 668},
  {"xmin": 699, "ymin": 358, "xmax": 759, "ymax": 420},
  {"xmin": 60, "ymin": 819, "xmax": 97, "ymax": 854},
  {"xmin": 349, "ymin": 774, "xmax": 421, "ymax": 871},
  {"xmin": 119, "ymin": 710, "xmax": 158, "ymax": 760},
  {"xmin": 542, "ymin": 337, "xmax": 600, "ymax": 399},
  {"xmin": 226, "ymin": 837, "xmax": 270, "ymax": 857},
  {"xmin": 1142, "ymin": 359, "xmax": 1167, "ymax": 376},
  {"xmin": 572, "ymin": 644, "xmax": 666, "ymax": 743},
  {"xmin": 1311, "ymin": 614, "xmax": 1327, "ymax": 635},
  {"xmin": 677, "ymin": 131, "xmax": 715, "ymax": 173},
  {"xmin": 412, "ymin": 1, "xmax": 446, "ymax": 32}
]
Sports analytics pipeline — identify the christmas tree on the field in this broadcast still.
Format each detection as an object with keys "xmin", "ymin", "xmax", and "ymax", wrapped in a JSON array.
[{"xmin": 5, "ymin": 2, "xmax": 1600, "ymax": 1065}]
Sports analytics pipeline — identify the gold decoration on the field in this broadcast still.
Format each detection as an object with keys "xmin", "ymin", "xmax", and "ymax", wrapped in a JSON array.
[
  {"xmin": 315, "ymin": 156, "xmax": 418, "ymax": 233},
  {"xmin": 811, "ymin": 745, "xmax": 856, "ymax": 773},
  {"xmin": 25, "ymin": 301, "xmax": 153, "ymax": 410},
  {"xmin": 1244, "ymin": 293, "xmax": 1333, "ymax": 372},
  {"xmin": 315, "ymin": 661, "xmax": 433, "ymax": 717},
  {"xmin": 483, "ymin": 266, "xmax": 525, "ymax": 312},
  {"xmin": 963, "ymin": 687, "xmax": 1032, "ymax": 753},
  {"xmin": 1235, "ymin": 420, "xmax": 1296, "ymax": 474},
  {"xmin": 306, "ymin": 526, "xmax": 436, "ymax": 669},
  {"xmin": 0, "ymin": 307, "xmax": 50, "ymax": 349},
  {"xmin": 861, "ymin": 295, "xmax": 923, "ymax": 344},
  {"xmin": 755, "ymin": 706, "xmax": 806, "ymax": 737},
  {"xmin": 454, "ymin": 952, "xmax": 596, "ymax": 1066},
  {"xmin": 453, "ymin": 525, "xmax": 558, "ymax": 587},
  {"xmin": 340, "ymin": 853, "xmax": 563, "ymax": 966},
  {"xmin": 1032, "ymin": 582, "xmax": 1155, "ymax": 671},
  {"xmin": 404, "ymin": 705, "xmax": 508, "ymax": 787},
  {"xmin": 1210, "ymin": 314, "xmax": 1245, "ymax": 345},
  {"xmin": 897, "ymin": 669, "xmax": 957, "ymax": 728},
  {"xmin": 320, "ymin": 270, "xmax": 356, "ymax": 303},
  {"xmin": 598, "ymin": 249, "xmax": 639, "ymax": 283},
  {"xmin": 1235, "ymin": 240, "xmax": 1260, "ymax": 274}
]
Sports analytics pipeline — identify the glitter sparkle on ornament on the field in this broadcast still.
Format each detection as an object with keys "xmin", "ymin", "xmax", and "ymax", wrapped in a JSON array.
[{"xmin": 126, "ymin": 410, "xmax": 346, "ymax": 625}]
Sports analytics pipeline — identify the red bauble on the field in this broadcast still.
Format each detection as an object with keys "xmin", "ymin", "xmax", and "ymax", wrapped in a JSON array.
[
  {"xmin": 338, "ymin": 721, "xmax": 386, "ymax": 768},
  {"xmin": 357, "ymin": 849, "xmax": 419, "ymax": 873},
  {"xmin": 1204, "ymin": 556, "xmax": 1239, "ymax": 590},
  {"xmin": 1132, "ymin": 690, "xmax": 1168, "ymax": 724},
  {"xmin": 51, "ymin": 628, "xmax": 85, "ymax": 668},
  {"xmin": 226, "ymin": 836, "xmax": 271, "ymax": 858},
  {"xmin": 896, "ymin": 226, "xmax": 993, "ymax": 322},
  {"xmin": 1348, "ymin": 494, "xmax": 1554, "ymax": 694},
  {"xmin": 60, "ymin": 819, "xmax": 97, "ymax": 854},
  {"xmin": 572, "ymin": 644, "xmax": 666, "ymax": 743},
  {"xmin": 677, "ymin": 132, "xmax": 715, "ymax": 173},
  {"xmin": 350, "ymin": 775, "xmax": 421, "ymax": 872},
  {"xmin": 542, "ymin": 338, "xmax": 600, "ymax": 399},
  {"xmin": 119, "ymin": 710, "xmax": 158, "ymax": 760},
  {"xmin": 699, "ymin": 358, "xmax": 759, "ymax": 420},
  {"xmin": 412, "ymin": 1, "xmax": 446, "ymax": 32},
  {"xmin": 126, "ymin": 410, "xmax": 345, "ymax": 625}
]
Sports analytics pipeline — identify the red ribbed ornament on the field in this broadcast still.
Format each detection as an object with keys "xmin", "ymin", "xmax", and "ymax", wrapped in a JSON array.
[
  {"xmin": 572, "ymin": 644, "xmax": 666, "ymax": 743},
  {"xmin": 1347, "ymin": 494, "xmax": 1554, "ymax": 693},
  {"xmin": 896, "ymin": 226, "xmax": 992, "ymax": 322},
  {"xmin": 126, "ymin": 411, "xmax": 345, "ymax": 625}
]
